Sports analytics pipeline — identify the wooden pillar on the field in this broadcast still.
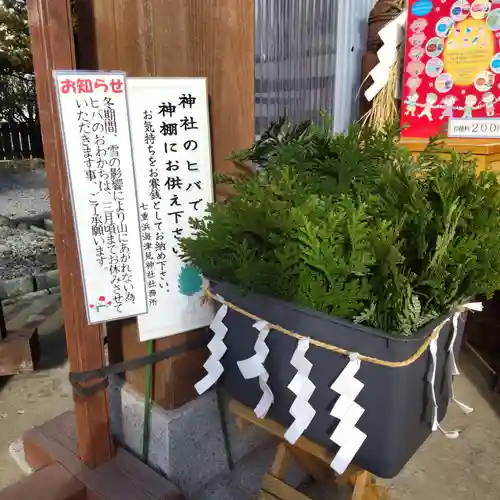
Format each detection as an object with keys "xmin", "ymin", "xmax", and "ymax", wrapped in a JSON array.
[
  {"xmin": 74, "ymin": 0, "xmax": 255, "ymax": 169},
  {"xmin": 26, "ymin": 0, "xmax": 114, "ymax": 467},
  {"xmin": 74, "ymin": 0, "xmax": 255, "ymax": 409}
]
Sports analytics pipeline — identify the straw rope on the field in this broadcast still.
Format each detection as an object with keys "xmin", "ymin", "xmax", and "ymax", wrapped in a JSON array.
[{"xmin": 204, "ymin": 288, "xmax": 458, "ymax": 368}]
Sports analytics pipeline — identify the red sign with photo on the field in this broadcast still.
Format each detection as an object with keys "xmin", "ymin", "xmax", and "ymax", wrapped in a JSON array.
[{"xmin": 401, "ymin": 0, "xmax": 500, "ymax": 138}]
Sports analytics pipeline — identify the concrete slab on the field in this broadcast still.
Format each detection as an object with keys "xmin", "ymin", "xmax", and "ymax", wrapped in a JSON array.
[
  {"xmin": 198, "ymin": 443, "xmax": 277, "ymax": 500},
  {"xmin": 384, "ymin": 349, "xmax": 500, "ymax": 500},
  {"xmin": 4, "ymin": 293, "xmax": 61, "ymax": 332},
  {"xmin": 197, "ymin": 440, "xmax": 352, "ymax": 500}
]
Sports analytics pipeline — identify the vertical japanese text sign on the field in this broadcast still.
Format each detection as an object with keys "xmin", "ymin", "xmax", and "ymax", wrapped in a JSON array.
[
  {"xmin": 54, "ymin": 71, "xmax": 147, "ymax": 324},
  {"xmin": 126, "ymin": 78, "xmax": 214, "ymax": 341}
]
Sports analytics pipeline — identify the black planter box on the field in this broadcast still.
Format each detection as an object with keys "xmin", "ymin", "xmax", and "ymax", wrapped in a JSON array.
[{"xmin": 212, "ymin": 281, "xmax": 463, "ymax": 479}]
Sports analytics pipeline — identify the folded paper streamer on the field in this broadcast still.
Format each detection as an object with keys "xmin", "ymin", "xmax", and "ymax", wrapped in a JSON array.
[
  {"xmin": 365, "ymin": 10, "xmax": 408, "ymax": 102},
  {"xmin": 194, "ymin": 293, "xmax": 477, "ymax": 472},
  {"xmin": 195, "ymin": 296, "xmax": 228, "ymax": 395},
  {"xmin": 237, "ymin": 320, "xmax": 274, "ymax": 419},
  {"xmin": 284, "ymin": 338, "xmax": 316, "ymax": 445},
  {"xmin": 448, "ymin": 303, "xmax": 482, "ymax": 415},
  {"xmin": 329, "ymin": 353, "xmax": 367, "ymax": 475},
  {"xmin": 428, "ymin": 302, "xmax": 481, "ymax": 439},
  {"xmin": 427, "ymin": 322, "xmax": 459, "ymax": 438}
]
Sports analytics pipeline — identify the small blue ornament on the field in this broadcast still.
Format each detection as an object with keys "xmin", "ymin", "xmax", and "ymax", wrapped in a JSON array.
[
  {"xmin": 412, "ymin": 0, "xmax": 433, "ymax": 17},
  {"xmin": 178, "ymin": 265, "xmax": 203, "ymax": 296}
]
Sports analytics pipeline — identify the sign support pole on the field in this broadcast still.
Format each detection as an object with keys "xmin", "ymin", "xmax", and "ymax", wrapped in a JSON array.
[{"xmin": 26, "ymin": 0, "xmax": 114, "ymax": 467}]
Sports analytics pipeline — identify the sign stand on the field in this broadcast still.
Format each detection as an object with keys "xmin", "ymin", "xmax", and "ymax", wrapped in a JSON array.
[
  {"xmin": 76, "ymin": 0, "xmax": 255, "ymax": 413},
  {"xmin": 3, "ymin": 1, "xmax": 184, "ymax": 499},
  {"xmin": 26, "ymin": 0, "xmax": 114, "ymax": 468},
  {"xmin": 1, "ymin": 0, "xmax": 255, "ymax": 497}
]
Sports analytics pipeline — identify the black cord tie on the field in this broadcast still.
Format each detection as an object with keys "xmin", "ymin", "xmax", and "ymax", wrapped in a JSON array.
[{"xmin": 69, "ymin": 336, "xmax": 208, "ymax": 397}]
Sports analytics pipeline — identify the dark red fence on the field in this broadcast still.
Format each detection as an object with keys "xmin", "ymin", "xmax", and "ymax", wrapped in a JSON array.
[{"xmin": 0, "ymin": 122, "xmax": 43, "ymax": 160}]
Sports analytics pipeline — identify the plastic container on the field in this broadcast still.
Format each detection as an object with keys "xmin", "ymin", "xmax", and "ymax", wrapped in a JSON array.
[{"xmin": 212, "ymin": 281, "xmax": 463, "ymax": 478}]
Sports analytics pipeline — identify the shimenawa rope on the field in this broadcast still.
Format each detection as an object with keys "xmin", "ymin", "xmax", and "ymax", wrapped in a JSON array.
[{"xmin": 204, "ymin": 288, "xmax": 472, "ymax": 369}]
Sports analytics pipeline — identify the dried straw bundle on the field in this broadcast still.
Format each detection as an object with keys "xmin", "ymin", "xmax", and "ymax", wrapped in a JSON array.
[{"xmin": 360, "ymin": 0, "xmax": 406, "ymax": 131}]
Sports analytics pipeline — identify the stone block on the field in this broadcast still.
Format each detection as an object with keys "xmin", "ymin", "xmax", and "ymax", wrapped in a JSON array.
[
  {"xmin": 34, "ymin": 270, "xmax": 60, "ymax": 291},
  {"xmin": 44, "ymin": 219, "xmax": 54, "ymax": 232},
  {"xmin": 108, "ymin": 376, "xmax": 270, "ymax": 499},
  {"xmin": 0, "ymin": 277, "xmax": 35, "ymax": 301}
]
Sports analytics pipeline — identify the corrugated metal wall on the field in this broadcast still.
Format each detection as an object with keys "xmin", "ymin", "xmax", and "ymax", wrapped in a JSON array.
[
  {"xmin": 255, "ymin": 0, "xmax": 377, "ymax": 135},
  {"xmin": 333, "ymin": 0, "xmax": 378, "ymax": 132}
]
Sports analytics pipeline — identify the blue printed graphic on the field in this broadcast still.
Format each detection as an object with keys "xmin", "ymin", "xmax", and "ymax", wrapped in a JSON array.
[
  {"xmin": 178, "ymin": 265, "xmax": 203, "ymax": 296},
  {"xmin": 412, "ymin": 0, "xmax": 433, "ymax": 17}
]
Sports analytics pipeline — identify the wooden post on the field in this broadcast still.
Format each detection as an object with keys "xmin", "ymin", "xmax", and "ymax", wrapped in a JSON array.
[
  {"xmin": 74, "ymin": 0, "xmax": 255, "ymax": 410},
  {"xmin": 26, "ymin": 0, "xmax": 114, "ymax": 467},
  {"xmin": 0, "ymin": 300, "xmax": 6, "ymax": 339}
]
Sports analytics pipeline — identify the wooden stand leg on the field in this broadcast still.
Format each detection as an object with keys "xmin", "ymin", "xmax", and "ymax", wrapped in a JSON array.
[
  {"xmin": 287, "ymin": 446, "xmax": 330, "ymax": 482},
  {"xmin": 346, "ymin": 469, "xmax": 388, "ymax": 500},
  {"xmin": 260, "ymin": 445, "xmax": 385, "ymax": 500},
  {"xmin": 352, "ymin": 471, "xmax": 371, "ymax": 500},
  {"xmin": 259, "ymin": 443, "xmax": 310, "ymax": 500},
  {"xmin": 261, "ymin": 473, "xmax": 310, "ymax": 500},
  {"xmin": 229, "ymin": 400, "xmax": 388, "ymax": 500},
  {"xmin": 271, "ymin": 443, "xmax": 294, "ymax": 479}
]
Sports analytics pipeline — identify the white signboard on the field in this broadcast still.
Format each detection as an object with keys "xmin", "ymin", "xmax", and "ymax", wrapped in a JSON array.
[
  {"xmin": 448, "ymin": 118, "xmax": 500, "ymax": 139},
  {"xmin": 126, "ymin": 77, "xmax": 215, "ymax": 341},
  {"xmin": 54, "ymin": 71, "xmax": 147, "ymax": 324}
]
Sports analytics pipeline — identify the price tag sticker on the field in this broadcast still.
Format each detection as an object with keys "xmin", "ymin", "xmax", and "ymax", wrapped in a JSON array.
[{"xmin": 448, "ymin": 118, "xmax": 500, "ymax": 138}]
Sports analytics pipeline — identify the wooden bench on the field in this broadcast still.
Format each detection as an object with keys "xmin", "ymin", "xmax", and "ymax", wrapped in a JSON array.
[
  {"xmin": 0, "ymin": 463, "xmax": 86, "ymax": 500},
  {"xmin": 0, "ymin": 411, "xmax": 185, "ymax": 500},
  {"xmin": 229, "ymin": 400, "xmax": 387, "ymax": 500}
]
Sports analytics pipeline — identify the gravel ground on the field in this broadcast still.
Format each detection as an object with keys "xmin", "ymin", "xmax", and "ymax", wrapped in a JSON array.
[
  {"xmin": 0, "ymin": 167, "xmax": 50, "ymax": 219},
  {"xmin": 0, "ymin": 167, "xmax": 55, "ymax": 280},
  {"xmin": 0, "ymin": 226, "xmax": 55, "ymax": 280},
  {"xmin": 0, "ymin": 295, "xmax": 70, "ymax": 491}
]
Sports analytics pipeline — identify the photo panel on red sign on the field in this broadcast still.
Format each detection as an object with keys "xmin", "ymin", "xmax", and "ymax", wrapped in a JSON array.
[{"xmin": 402, "ymin": 0, "xmax": 500, "ymax": 138}]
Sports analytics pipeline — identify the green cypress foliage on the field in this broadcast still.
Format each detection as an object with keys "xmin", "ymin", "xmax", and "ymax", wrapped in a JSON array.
[{"xmin": 180, "ymin": 118, "xmax": 500, "ymax": 336}]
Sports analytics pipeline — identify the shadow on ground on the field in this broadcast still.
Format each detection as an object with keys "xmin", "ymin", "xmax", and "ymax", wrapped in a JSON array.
[
  {"xmin": 0, "ymin": 168, "xmax": 46, "ymax": 195},
  {"xmin": 0, "ymin": 375, "xmax": 11, "ymax": 392},
  {"xmin": 37, "ymin": 326, "xmax": 67, "ymax": 371},
  {"xmin": 460, "ymin": 348, "xmax": 500, "ymax": 418}
]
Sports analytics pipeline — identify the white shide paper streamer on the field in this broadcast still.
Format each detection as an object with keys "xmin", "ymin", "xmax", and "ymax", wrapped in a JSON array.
[
  {"xmin": 428, "ymin": 304, "xmax": 481, "ymax": 439},
  {"xmin": 427, "ymin": 322, "xmax": 459, "ymax": 438},
  {"xmin": 195, "ymin": 296, "xmax": 228, "ymax": 395},
  {"xmin": 365, "ymin": 10, "xmax": 408, "ymax": 102},
  {"xmin": 284, "ymin": 338, "xmax": 316, "ymax": 444},
  {"xmin": 448, "ymin": 303, "xmax": 482, "ymax": 414},
  {"xmin": 329, "ymin": 353, "xmax": 367, "ymax": 474},
  {"xmin": 237, "ymin": 320, "xmax": 274, "ymax": 419}
]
